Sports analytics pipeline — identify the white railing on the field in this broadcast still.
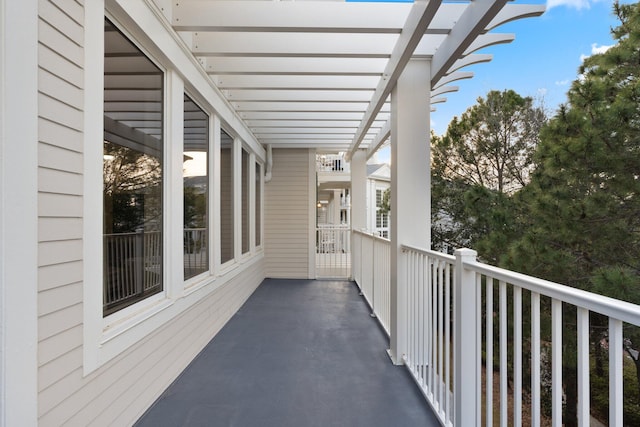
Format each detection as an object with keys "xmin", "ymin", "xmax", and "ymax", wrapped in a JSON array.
[
  {"xmin": 104, "ymin": 231, "xmax": 162, "ymax": 312},
  {"xmin": 352, "ymin": 229, "xmax": 391, "ymax": 335},
  {"xmin": 184, "ymin": 228, "xmax": 208, "ymax": 279},
  {"xmin": 396, "ymin": 244, "xmax": 640, "ymax": 427},
  {"xmin": 316, "ymin": 154, "xmax": 350, "ymax": 173},
  {"xmin": 316, "ymin": 225, "xmax": 351, "ymax": 278}
]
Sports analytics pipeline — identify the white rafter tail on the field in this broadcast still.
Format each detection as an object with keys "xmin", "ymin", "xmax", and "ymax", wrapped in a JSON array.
[
  {"xmin": 463, "ymin": 33, "xmax": 515, "ymax": 55},
  {"xmin": 486, "ymin": 4, "xmax": 546, "ymax": 31},
  {"xmin": 346, "ymin": 0, "xmax": 443, "ymax": 161},
  {"xmin": 447, "ymin": 54, "xmax": 493, "ymax": 75},
  {"xmin": 366, "ymin": 120, "xmax": 392, "ymax": 160},
  {"xmin": 431, "ymin": 85, "xmax": 459, "ymax": 98},
  {"xmin": 431, "ymin": 97, "xmax": 447, "ymax": 105},
  {"xmin": 430, "ymin": 0, "xmax": 509, "ymax": 87},
  {"xmin": 432, "ymin": 71, "xmax": 474, "ymax": 90}
]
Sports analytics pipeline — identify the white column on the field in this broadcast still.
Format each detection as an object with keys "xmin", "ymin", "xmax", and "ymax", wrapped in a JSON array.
[
  {"xmin": 389, "ymin": 58, "xmax": 431, "ymax": 365},
  {"xmin": 0, "ymin": 0, "xmax": 39, "ymax": 425},
  {"xmin": 350, "ymin": 149, "xmax": 367, "ymax": 231}
]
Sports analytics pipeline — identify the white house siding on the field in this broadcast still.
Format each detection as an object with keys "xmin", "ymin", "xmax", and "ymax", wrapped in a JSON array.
[
  {"xmin": 36, "ymin": 1, "xmax": 266, "ymax": 424},
  {"xmin": 265, "ymin": 148, "xmax": 314, "ymax": 278}
]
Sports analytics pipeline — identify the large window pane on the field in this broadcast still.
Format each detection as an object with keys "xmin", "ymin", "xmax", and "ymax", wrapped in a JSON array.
[
  {"xmin": 183, "ymin": 94, "xmax": 209, "ymax": 280},
  {"xmin": 255, "ymin": 162, "xmax": 262, "ymax": 247},
  {"xmin": 220, "ymin": 130, "xmax": 234, "ymax": 263},
  {"xmin": 103, "ymin": 19, "xmax": 163, "ymax": 316},
  {"xmin": 241, "ymin": 148, "xmax": 250, "ymax": 254}
]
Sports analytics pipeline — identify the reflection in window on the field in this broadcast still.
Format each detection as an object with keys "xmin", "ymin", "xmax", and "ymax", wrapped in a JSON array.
[
  {"xmin": 220, "ymin": 130, "xmax": 234, "ymax": 263},
  {"xmin": 183, "ymin": 94, "xmax": 209, "ymax": 280},
  {"xmin": 103, "ymin": 18, "xmax": 163, "ymax": 316},
  {"xmin": 255, "ymin": 162, "xmax": 262, "ymax": 247},
  {"xmin": 241, "ymin": 149, "xmax": 250, "ymax": 254}
]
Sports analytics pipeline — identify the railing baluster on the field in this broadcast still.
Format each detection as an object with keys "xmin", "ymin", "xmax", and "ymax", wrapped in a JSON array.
[
  {"xmin": 551, "ymin": 299, "xmax": 562, "ymax": 427},
  {"xmin": 500, "ymin": 280, "xmax": 508, "ymax": 427},
  {"xmin": 609, "ymin": 318, "xmax": 623, "ymax": 426},
  {"xmin": 531, "ymin": 292, "xmax": 541, "ymax": 427},
  {"xmin": 486, "ymin": 277, "xmax": 493, "ymax": 427},
  {"xmin": 514, "ymin": 286, "xmax": 522, "ymax": 427},
  {"xmin": 476, "ymin": 273, "xmax": 481, "ymax": 425},
  {"xmin": 445, "ymin": 262, "xmax": 451, "ymax": 423},
  {"xmin": 577, "ymin": 307, "xmax": 589, "ymax": 427}
]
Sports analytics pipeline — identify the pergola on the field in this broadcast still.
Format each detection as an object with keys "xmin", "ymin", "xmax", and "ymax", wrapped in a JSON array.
[{"xmin": 110, "ymin": 0, "xmax": 545, "ymax": 158}]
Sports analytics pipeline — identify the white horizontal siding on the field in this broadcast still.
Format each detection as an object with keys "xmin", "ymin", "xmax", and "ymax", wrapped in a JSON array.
[
  {"xmin": 36, "ymin": 2, "xmax": 268, "ymax": 426},
  {"xmin": 264, "ymin": 148, "xmax": 312, "ymax": 278}
]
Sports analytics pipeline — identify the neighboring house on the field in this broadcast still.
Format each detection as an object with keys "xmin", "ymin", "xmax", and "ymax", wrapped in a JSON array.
[
  {"xmin": 366, "ymin": 163, "xmax": 391, "ymax": 238},
  {"xmin": 0, "ymin": 1, "xmax": 564, "ymax": 426}
]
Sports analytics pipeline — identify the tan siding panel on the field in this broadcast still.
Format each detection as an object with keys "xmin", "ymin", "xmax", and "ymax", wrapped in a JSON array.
[
  {"xmin": 38, "ymin": 44, "xmax": 83, "ymax": 90},
  {"xmin": 38, "ymin": 117, "xmax": 83, "ymax": 152},
  {"xmin": 38, "ymin": 281, "xmax": 83, "ymax": 316},
  {"xmin": 38, "ymin": 261, "xmax": 83, "ymax": 292},
  {"xmin": 38, "ymin": 217, "xmax": 83, "ymax": 242},
  {"xmin": 39, "ymin": 0, "xmax": 84, "ymax": 45},
  {"xmin": 38, "ymin": 325, "xmax": 83, "ymax": 366},
  {"xmin": 38, "ymin": 67, "xmax": 83, "ymax": 110},
  {"xmin": 38, "ymin": 167, "xmax": 82, "ymax": 196},
  {"xmin": 264, "ymin": 148, "xmax": 311, "ymax": 278},
  {"xmin": 39, "ymin": 239, "xmax": 82, "ymax": 267},
  {"xmin": 38, "ymin": 18, "xmax": 83, "ymax": 67},
  {"xmin": 39, "ymin": 142, "xmax": 83, "ymax": 172},
  {"xmin": 50, "ymin": 0, "xmax": 84, "ymax": 25},
  {"xmin": 39, "ymin": 92, "xmax": 83, "ymax": 132},
  {"xmin": 38, "ymin": 302, "xmax": 83, "ymax": 342},
  {"xmin": 38, "ymin": 347, "xmax": 83, "ymax": 392},
  {"xmin": 39, "ymin": 193, "xmax": 82, "ymax": 218}
]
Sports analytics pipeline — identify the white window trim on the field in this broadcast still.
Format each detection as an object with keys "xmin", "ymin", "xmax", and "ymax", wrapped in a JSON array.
[
  {"xmin": 0, "ymin": 0, "xmax": 39, "ymax": 424},
  {"xmin": 83, "ymin": 0, "xmax": 267, "ymax": 375}
]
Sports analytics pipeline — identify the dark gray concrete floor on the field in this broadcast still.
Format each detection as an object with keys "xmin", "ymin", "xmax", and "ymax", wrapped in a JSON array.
[{"xmin": 135, "ymin": 279, "xmax": 441, "ymax": 427}]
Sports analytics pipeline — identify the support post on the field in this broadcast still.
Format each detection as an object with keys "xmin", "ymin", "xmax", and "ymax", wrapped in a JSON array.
[
  {"xmin": 350, "ymin": 149, "xmax": 367, "ymax": 231},
  {"xmin": 389, "ymin": 58, "xmax": 431, "ymax": 365},
  {"xmin": 454, "ymin": 248, "xmax": 479, "ymax": 426}
]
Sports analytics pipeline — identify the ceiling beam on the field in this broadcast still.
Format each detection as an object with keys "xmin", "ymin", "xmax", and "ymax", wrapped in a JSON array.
[{"xmin": 346, "ymin": 0, "xmax": 442, "ymax": 161}]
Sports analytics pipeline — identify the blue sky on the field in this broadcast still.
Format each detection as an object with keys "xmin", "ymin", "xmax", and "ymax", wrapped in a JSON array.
[
  {"xmin": 429, "ymin": 0, "xmax": 628, "ymax": 135},
  {"xmin": 369, "ymin": 0, "xmax": 630, "ymax": 163}
]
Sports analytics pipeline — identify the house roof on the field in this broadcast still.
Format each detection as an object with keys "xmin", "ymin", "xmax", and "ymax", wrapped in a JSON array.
[{"xmin": 129, "ymin": 1, "xmax": 544, "ymax": 158}]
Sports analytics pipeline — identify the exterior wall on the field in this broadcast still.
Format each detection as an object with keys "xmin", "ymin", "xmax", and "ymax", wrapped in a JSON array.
[
  {"xmin": 264, "ymin": 148, "xmax": 314, "ymax": 278},
  {"xmin": 34, "ymin": 1, "xmax": 267, "ymax": 424}
]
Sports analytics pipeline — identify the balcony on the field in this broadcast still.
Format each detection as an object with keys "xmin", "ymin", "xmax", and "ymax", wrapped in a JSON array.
[{"xmin": 135, "ymin": 229, "xmax": 640, "ymax": 426}]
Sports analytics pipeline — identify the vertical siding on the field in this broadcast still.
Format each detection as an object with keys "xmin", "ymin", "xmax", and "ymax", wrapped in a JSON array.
[
  {"xmin": 264, "ymin": 148, "xmax": 313, "ymax": 278},
  {"xmin": 36, "ymin": 1, "xmax": 266, "ymax": 425}
]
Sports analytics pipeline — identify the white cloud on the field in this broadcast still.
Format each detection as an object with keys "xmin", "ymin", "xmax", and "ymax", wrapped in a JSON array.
[
  {"xmin": 546, "ymin": 0, "xmax": 606, "ymax": 10},
  {"xmin": 580, "ymin": 43, "xmax": 614, "ymax": 62},
  {"xmin": 555, "ymin": 79, "xmax": 570, "ymax": 86}
]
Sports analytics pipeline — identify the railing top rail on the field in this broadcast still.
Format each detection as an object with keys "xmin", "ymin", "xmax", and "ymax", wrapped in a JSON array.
[
  {"xmin": 352, "ymin": 228, "xmax": 391, "ymax": 244},
  {"xmin": 400, "ymin": 244, "xmax": 455, "ymax": 263},
  {"xmin": 465, "ymin": 259, "xmax": 640, "ymax": 327}
]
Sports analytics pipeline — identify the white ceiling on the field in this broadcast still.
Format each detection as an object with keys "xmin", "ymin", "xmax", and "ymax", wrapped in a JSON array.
[{"xmin": 151, "ymin": 0, "xmax": 544, "ymax": 157}]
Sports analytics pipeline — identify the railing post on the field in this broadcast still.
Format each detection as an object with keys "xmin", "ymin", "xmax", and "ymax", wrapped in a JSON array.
[{"xmin": 454, "ymin": 248, "xmax": 478, "ymax": 427}]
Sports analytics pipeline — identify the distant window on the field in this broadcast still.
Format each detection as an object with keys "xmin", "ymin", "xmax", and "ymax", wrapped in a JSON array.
[
  {"xmin": 183, "ymin": 94, "xmax": 209, "ymax": 280},
  {"xmin": 241, "ymin": 148, "xmax": 250, "ymax": 254},
  {"xmin": 103, "ymin": 18, "xmax": 164, "ymax": 316},
  {"xmin": 255, "ymin": 162, "xmax": 262, "ymax": 247},
  {"xmin": 220, "ymin": 130, "xmax": 234, "ymax": 263}
]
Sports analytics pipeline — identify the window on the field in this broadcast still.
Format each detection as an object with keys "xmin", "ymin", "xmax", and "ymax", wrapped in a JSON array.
[
  {"xmin": 183, "ymin": 94, "xmax": 209, "ymax": 280},
  {"xmin": 103, "ymin": 18, "xmax": 164, "ymax": 316},
  {"xmin": 255, "ymin": 162, "xmax": 262, "ymax": 247},
  {"xmin": 241, "ymin": 148, "xmax": 250, "ymax": 254},
  {"xmin": 220, "ymin": 130, "xmax": 234, "ymax": 264}
]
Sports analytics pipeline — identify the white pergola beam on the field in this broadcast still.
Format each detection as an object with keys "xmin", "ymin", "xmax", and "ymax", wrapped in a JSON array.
[
  {"xmin": 431, "ymin": 85, "xmax": 459, "ymax": 98},
  {"xmin": 214, "ymin": 75, "xmax": 380, "ymax": 90},
  {"xmin": 464, "ymin": 33, "xmax": 515, "ymax": 55},
  {"xmin": 432, "ymin": 71, "xmax": 474, "ymax": 90},
  {"xmin": 224, "ymin": 90, "xmax": 374, "ymax": 103},
  {"xmin": 246, "ymin": 120, "xmax": 385, "ymax": 128},
  {"xmin": 487, "ymin": 4, "xmax": 546, "ymax": 31},
  {"xmin": 448, "ymin": 53, "xmax": 493, "ymax": 74},
  {"xmin": 192, "ymin": 32, "xmax": 397, "ymax": 58},
  {"xmin": 202, "ymin": 57, "xmax": 388, "ymax": 75},
  {"xmin": 366, "ymin": 120, "xmax": 391, "ymax": 160},
  {"xmin": 430, "ymin": 0, "xmax": 508, "ymax": 87},
  {"xmin": 347, "ymin": 0, "xmax": 443, "ymax": 159}
]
